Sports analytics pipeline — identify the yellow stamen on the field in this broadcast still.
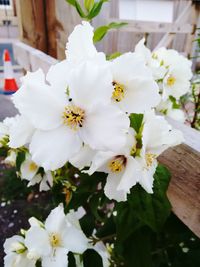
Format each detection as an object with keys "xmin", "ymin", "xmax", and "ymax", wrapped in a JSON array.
[
  {"xmin": 145, "ymin": 153, "xmax": 156, "ymax": 168},
  {"xmin": 29, "ymin": 162, "xmax": 38, "ymax": 172},
  {"xmin": 112, "ymin": 81, "xmax": 125, "ymax": 102},
  {"xmin": 49, "ymin": 233, "xmax": 61, "ymax": 247},
  {"xmin": 167, "ymin": 75, "xmax": 176, "ymax": 86},
  {"xmin": 130, "ymin": 145, "xmax": 137, "ymax": 156},
  {"xmin": 63, "ymin": 105, "xmax": 85, "ymax": 131},
  {"xmin": 108, "ymin": 155, "xmax": 126, "ymax": 173}
]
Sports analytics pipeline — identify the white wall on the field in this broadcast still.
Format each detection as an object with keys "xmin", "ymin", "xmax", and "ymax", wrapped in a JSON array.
[{"xmin": 119, "ymin": 0, "xmax": 174, "ymax": 22}]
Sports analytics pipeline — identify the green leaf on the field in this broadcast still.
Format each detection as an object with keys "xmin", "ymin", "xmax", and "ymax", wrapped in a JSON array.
[
  {"xmin": 84, "ymin": 0, "xmax": 94, "ymax": 12},
  {"xmin": 123, "ymin": 228, "xmax": 153, "ymax": 267},
  {"xmin": 16, "ymin": 151, "xmax": 26, "ymax": 172},
  {"xmin": 129, "ymin": 113, "xmax": 144, "ymax": 134},
  {"xmin": 83, "ymin": 249, "xmax": 103, "ymax": 267},
  {"xmin": 66, "ymin": 0, "xmax": 76, "ymax": 6},
  {"xmin": 74, "ymin": 0, "xmax": 87, "ymax": 18},
  {"xmin": 106, "ymin": 52, "xmax": 122, "ymax": 60},
  {"xmin": 108, "ymin": 22, "xmax": 128, "ymax": 29},
  {"xmin": 115, "ymin": 202, "xmax": 144, "ymax": 242},
  {"xmin": 127, "ymin": 164, "xmax": 171, "ymax": 232},
  {"xmin": 68, "ymin": 252, "xmax": 76, "ymax": 267},
  {"xmin": 93, "ymin": 21, "xmax": 127, "ymax": 43},
  {"xmin": 93, "ymin": 25, "xmax": 109, "ymax": 43},
  {"xmin": 169, "ymin": 95, "xmax": 181, "ymax": 109},
  {"xmin": 87, "ymin": 0, "xmax": 108, "ymax": 20}
]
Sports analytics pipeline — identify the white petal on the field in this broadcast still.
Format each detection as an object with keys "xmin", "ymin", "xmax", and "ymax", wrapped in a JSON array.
[
  {"xmin": 137, "ymin": 159, "xmax": 158, "ymax": 194},
  {"xmin": 46, "ymin": 60, "xmax": 70, "ymax": 89},
  {"xmin": 62, "ymin": 225, "xmax": 88, "ymax": 254},
  {"xmin": 167, "ymin": 108, "xmax": 185, "ymax": 122},
  {"xmin": 30, "ymin": 126, "xmax": 82, "ymax": 171},
  {"xmin": 135, "ymin": 38, "xmax": 151, "ymax": 65},
  {"xmin": 117, "ymin": 157, "xmax": 141, "ymax": 192},
  {"xmin": 66, "ymin": 21, "xmax": 97, "ymax": 64},
  {"xmin": 45, "ymin": 204, "xmax": 66, "ymax": 234},
  {"xmin": 119, "ymin": 78, "xmax": 160, "ymax": 113},
  {"xmin": 104, "ymin": 173, "xmax": 127, "ymax": 202},
  {"xmin": 70, "ymin": 145, "xmax": 96, "ymax": 170},
  {"xmin": 25, "ymin": 227, "xmax": 51, "ymax": 257},
  {"xmin": 93, "ymin": 242, "xmax": 110, "ymax": 267},
  {"xmin": 87, "ymin": 151, "xmax": 116, "ymax": 175},
  {"xmin": 20, "ymin": 155, "xmax": 39, "ymax": 181},
  {"xmin": 111, "ymin": 52, "xmax": 152, "ymax": 84},
  {"xmin": 27, "ymin": 174, "xmax": 42, "ymax": 187},
  {"xmin": 39, "ymin": 172, "xmax": 53, "ymax": 191},
  {"xmin": 80, "ymin": 104, "xmax": 129, "ymax": 152},
  {"xmin": 143, "ymin": 112, "xmax": 184, "ymax": 155},
  {"xmin": 13, "ymin": 70, "xmax": 65, "ymax": 131},
  {"xmin": 9, "ymin": 115, "xmax": 35, "ymax": 148},
  {"xmin": 4, "ymin": 253, "xmax": 36, "ymax": 267},
  {"xmin": 68, "ymin": 61, "xmax": 113, "ymax": 109},
  {"xmin": 4, "ymin": 235, "xmax": 24, "ymax": 254},
  {"xmin": 42, "ymin": 247, "xmax": 68, "ymax": 267}
]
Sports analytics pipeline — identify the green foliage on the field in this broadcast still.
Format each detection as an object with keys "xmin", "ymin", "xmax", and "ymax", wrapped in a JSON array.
[
  {"xmin": 83, "ymin": 249, "xmax": 103, "ymax": 267},
  {"xmin": 169, "ymin": 95, "xmax": 181, "ymax": 109},
  {"xmin": 66, "ymin": 0, "xmax": 108, "ymax": 20},
  {"xmin": 106, "ymin": 52, "xmax": 122, "ymax": 61},
  {"xmin": 84, "ymin": 0, "xmax": 94, "ymax": 12},
  {"xmin": 16, "ymin": 150, "xmax": 26, "ymax": 171},
  {"xmin": 129, "ymin": 113, "xmax": 144, "ymax": 134},
  {"xmin": 93, "ymin": 22, "xmax": 127, "ymax": 43}
]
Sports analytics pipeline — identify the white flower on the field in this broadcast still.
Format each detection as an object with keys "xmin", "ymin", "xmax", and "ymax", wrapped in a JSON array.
[
  {"xmin": 20, "ymin": 153, "xmax": 53, "ymax": 191},
  {"xmin": 135, "ymin": 38, "xmax": 167, "ymax": 80},
  {"xmin": 133, "ymin": 111, "xmax": 184, "ymax": 193},
  {"xmin": 8, "ymin": 115, "xmax": 35, "ymax": 149},
  {"xmin": 13, "ymin": 62, "xmax": 129, "ymax": 171},
  {"xmin": 86, "ymin": 130, "xmax": 141, "ymax": 202},
  {"xmin": 25, "ymin": 204, "xmax": 89, "ymax": 267},
  {"xmin": 4, "ymin": 235, "xmax": 36, "ymax": 267},
  {"xmin": 4, "ymin": 150, "xmax": 17, "ymax": 166},
  {"xmin": 87, "ymin": 111, "xmax": 184, "ymax": 201},
  {"xmin": 110, "ymin": 52, "xmax": 160, "ymax": 113},
  {"xmin": 46, "ymin": 21, "xmax": 107, "ymax": 92},
  {"xmin": 66, "ymin": 21, "xmax": 106, "ymax": 66},
  {"xmin": 154, "ymin": 47, "xmax": 192, "ymax": 99},
  {"xmin": 156, "ymin": 99, "xmax": 185, "ymax": 122}
]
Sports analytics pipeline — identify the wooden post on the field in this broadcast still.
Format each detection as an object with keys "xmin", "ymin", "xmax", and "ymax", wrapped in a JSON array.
[
  {"xmin": 44, "ymin": 0, "xmax": 57, "ymax": 58},
  {"xmin": 15, "ymin": 0, "xmax": 48, "ymax": 53}
]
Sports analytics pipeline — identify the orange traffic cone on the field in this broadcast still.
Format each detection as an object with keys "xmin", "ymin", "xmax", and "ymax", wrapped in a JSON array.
[{"xmin": 3, "ymin": 49, "xmax": 18, "ymax": 95}]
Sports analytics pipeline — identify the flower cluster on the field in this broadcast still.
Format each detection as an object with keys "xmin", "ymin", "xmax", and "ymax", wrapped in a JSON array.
[
  {"xmin": 4, "ymin": 204, "xmax": 110, "ymax": 267},
  {"xmin": 135, "ymin": 39, "xmax": 193, "ymax": 122},
  {"xmin": 1, "ymin": 21, "xmax": 191, "ymax": 267},
  {"xmin": 0, "ymin": 22, "xmax": 186, "ymax": 201}
]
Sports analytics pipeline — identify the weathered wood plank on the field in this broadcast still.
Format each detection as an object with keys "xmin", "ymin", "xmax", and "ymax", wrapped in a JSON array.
[
  {"xmin": 107, "ymin": 19, "xmax": 194, "ymax": 34},
  {"xmin": 13, "ymin": 41, "xmax": 58, "ymax": 74},
  {"xmin": 15, "ymin": 0, "xmax": 47, "ymax": 52},
  {"xmin": 154, "ymin": 1, "xmax": 192, "ymax": 50},
  {"xmin": 159, "ymin": 120, "xmax": 200, "ymax": 237}
]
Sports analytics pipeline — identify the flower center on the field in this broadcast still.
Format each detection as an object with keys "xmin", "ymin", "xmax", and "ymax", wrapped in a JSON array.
[
  {"xmin": 49, "ymin": 233, "xmax": 61, "ymax": 247},
  {"xmin": 29, "ymin": 162, "xmax": 38, "ymax": 172},
  {"xmin": 167, "ymin": 75, "xmax": 176, "ymax": 86},
  {"xmin": 112, "ymin": 81, "xmax": 125, "ymax": 102},
  {"xmin": 145, "ymin": 153, "xmax": 156, "ymax": 168},
  {"xmin": 108, "ymin": 155, "xmax": 127, "ymax": 173},
  {"xmin": 63, "ymin": 105, "xmax": 85, "ymax": 131}
]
